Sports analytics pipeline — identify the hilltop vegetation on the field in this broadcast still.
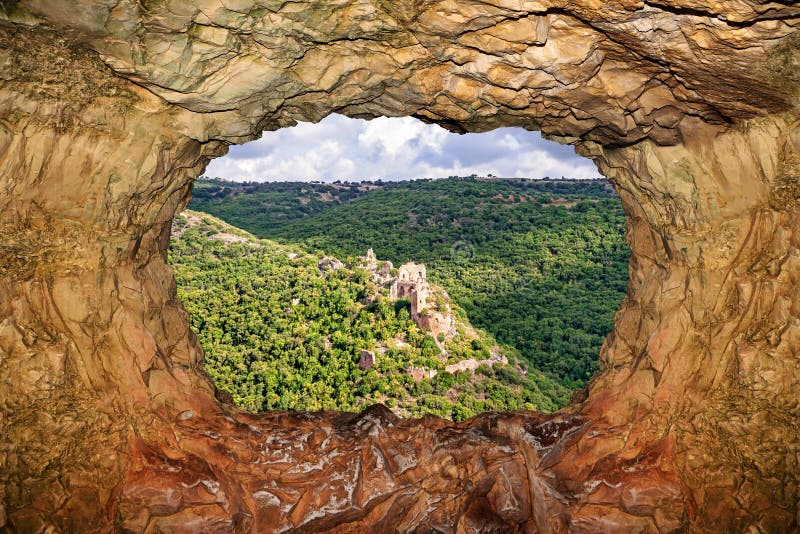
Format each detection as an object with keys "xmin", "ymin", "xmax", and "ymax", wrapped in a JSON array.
[
  {"xmin": 190, "ymin": 179, "xmax": 380, "ymax": 233},
  {"xmin": 189, "ymin": 177, "xmax": 630, "ymax": 391},
  {"xmin": 169, "ymin": 211, "xmax": 568, "ymax": 420}
]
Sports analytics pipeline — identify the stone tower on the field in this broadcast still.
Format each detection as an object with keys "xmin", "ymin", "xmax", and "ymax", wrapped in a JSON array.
[{"xmin": 390, "ymin": 262, "xmax": 428, "ymax": 318}]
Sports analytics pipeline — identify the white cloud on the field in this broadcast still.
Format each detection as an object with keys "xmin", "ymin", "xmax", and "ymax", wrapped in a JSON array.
[
  {"xmin": 497, "ymin": 133, "xmax": 523, "ymax": 152},
  {"xmin": 358, "ymin": 116, "xmax": 446, "ymax": 157},
  {"xmin": 204, "ymin": 114, "xmax": 600, "ymax": 182}
]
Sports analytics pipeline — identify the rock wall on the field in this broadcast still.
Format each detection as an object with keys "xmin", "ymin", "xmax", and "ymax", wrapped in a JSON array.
[{"xmin": 0, "ymin": 1, "xmax": 798, "ymax": 531}]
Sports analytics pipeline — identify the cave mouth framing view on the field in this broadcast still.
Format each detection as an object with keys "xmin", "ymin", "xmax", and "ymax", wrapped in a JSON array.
[
  {"xmin": 169, "ymin": 115, "xmax": 629, "ymax": 420},
  {"xmin": 1, "ymin": 2, "xmax": 799, "ymax": 532}
]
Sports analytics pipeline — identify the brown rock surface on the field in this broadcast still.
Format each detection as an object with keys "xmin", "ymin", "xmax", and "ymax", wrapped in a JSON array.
[{"xmin": 0, "ymin": 1, "xmax": 798, "ymax": 531}]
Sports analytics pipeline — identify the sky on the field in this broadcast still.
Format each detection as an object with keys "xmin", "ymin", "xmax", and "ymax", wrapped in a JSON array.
[{"xmin": 204, "ymin": 114, "xmax": 599, "ymax": 182}]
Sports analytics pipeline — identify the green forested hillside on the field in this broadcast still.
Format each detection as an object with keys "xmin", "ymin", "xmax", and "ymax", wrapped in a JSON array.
[
  {"xmin": 169, "ymin": 211, "xmax": 568, "ymax": 420},
  {"xmin": 190, "ymin": 179, "xmax": 381, "ymax": 233},
  {"xmin": 188, "ymin": 177, "xmax": 630, "ymax": 391}
]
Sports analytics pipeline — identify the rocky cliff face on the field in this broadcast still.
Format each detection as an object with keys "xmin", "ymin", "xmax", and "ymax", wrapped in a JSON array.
[{"xmin": 0, "ymin": 1, "xmax": 798, "ymax": 531}]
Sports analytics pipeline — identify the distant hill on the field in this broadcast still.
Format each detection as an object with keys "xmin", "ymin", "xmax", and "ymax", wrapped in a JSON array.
[
  {"xmin": 169, "ymin": 210, "xmax": 568, "ymax": 420},
  {"xmin": 188, "ymin": 177, "xmax": 630, "ymax": 390},
  {"xmin": 190, "ymin": 176, "xmax": 617, "ymax": 235},
  {"xmin": 190, "ymin": 178, "xmax": 383, "ymax": 233}
]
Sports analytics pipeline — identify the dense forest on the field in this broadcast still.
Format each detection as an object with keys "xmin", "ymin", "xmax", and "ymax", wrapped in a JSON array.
[
  {"xmin": 190, "ymin": 179, "xmax": 380, "ymax": 233},
  {"xmin": 169, "ymin": 211, "xmax": 568, "ymax": 421},
  {"xmin": 189, "ymin": 177, "xmax": 630, "ymax": 391}
]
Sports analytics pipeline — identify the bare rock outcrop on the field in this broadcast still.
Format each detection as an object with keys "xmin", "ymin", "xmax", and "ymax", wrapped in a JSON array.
[{"xmin": 0, "ymin": 1, "xmax": 799, "ymax": 531}]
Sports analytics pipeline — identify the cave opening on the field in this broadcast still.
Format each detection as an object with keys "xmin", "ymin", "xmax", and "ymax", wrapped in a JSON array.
[
  {"xmin": 169, "ymin": 114, "xmax": 630, "ymax": 421},
  {"xmin": 2, "ymin": 3, "xmax": 798, "ymax": 530}
]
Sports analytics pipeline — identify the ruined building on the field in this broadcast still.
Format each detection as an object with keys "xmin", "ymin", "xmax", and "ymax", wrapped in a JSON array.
[
  {"xmin": 361, "ymin": 247, "xmax": 378, "ymax": 270},
  {"xmin": 390, "ymin": 262, "xmax": 429, "ymax": 318},
  {"xmin": 362, "ymin": 251, "xmax": 456, "ymax": 338},
  {"xmin": 390, "ymin": 262, "xmax": 455, "ymax": 338}
]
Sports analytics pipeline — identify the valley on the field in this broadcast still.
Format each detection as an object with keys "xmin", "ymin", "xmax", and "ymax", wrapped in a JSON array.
[
  {"xmin": 169, "ymin": 210, "xmax": 568, "ymax": 421},
  {"xmin": 188, "ymin": 176, "xmax": 630, "ymax": 391}
]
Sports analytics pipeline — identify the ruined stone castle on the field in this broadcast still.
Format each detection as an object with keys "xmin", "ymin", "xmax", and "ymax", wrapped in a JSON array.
[
  {"xmin": 361, "ymin": 250, "xmax": 455, "ymax": 338},
  {"xmin": 390, "ymin": 262, "xmax": 429, "ymax": 320}
]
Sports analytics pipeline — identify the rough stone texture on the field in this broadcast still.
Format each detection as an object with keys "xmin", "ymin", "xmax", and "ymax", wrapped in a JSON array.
[{"xmin": 0, "ymin": 1, "xmax": 798, "ymax": 532}]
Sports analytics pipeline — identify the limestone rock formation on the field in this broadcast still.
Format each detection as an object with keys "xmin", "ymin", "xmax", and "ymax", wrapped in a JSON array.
[
  {"xmin": 445, "ymin": 351, "xmax": 508, "ymax": 375},
  {"xmin": 0, "ymin": 0, "xmax": 799, "ymax": 532}
]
